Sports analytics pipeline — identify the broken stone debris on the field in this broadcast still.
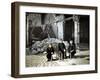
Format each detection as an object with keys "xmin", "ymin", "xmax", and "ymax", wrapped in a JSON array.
[{"xmin": 29, "ymin": 38, "xmax": 69, "ymax": 54}]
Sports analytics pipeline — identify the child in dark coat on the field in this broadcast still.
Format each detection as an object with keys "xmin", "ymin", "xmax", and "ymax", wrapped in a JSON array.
[
  {"xmin": 46, "ymin": 44, "xmax": 54, "ymax": 61},
  {"xmin": 68, "ymin": 40, "xmax": 76, "ymax": 58},
  {"xmin": 58, "ymin": 40, "xmax": 66, "ymax": 60}
]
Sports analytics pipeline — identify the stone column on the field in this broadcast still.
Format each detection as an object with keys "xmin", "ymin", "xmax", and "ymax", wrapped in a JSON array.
[
  {"xmin": 73, "ymin": 15, "xmax": 80, "ymax": 50},
  {"xmin": 56, "ymin": 15, "xmax": 64, "ymax": 40}
]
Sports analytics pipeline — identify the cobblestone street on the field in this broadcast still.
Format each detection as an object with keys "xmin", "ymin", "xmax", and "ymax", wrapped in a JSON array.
[{"xmin": 26, "ymin": 50, "xmax": 89, "ymax": 67}]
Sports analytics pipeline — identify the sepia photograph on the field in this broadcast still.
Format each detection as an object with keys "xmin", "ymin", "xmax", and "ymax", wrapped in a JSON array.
[{"xmin": 25, "ymin": 13, "xmax": 90, "ymax": 67}]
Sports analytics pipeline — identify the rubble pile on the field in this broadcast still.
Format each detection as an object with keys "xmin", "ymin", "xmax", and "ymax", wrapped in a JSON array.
[{"xmin": 31, "ymin": 38, "xmax": 69, "ymax": 54}]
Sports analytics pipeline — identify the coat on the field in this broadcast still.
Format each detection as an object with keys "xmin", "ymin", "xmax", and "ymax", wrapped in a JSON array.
[
  {"xmin": 58, "ymin": 43, "xmax": 66, "ymax": 52},
  {"xmin": 46, "ymin": 47, "xmax": 54, "ymax": 59},
  {"xmin": 68, "ymin": 43, "xmax": 76, "ymax": 54}
]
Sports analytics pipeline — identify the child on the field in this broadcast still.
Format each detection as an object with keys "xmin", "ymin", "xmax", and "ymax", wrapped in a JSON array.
[
  {"xmin": 68, "ymin": 40, "xmax": 76, "ymax": 58},
  {"xmin": 46, "ymin": 44, "xmax": 54, "ymax": 61}
]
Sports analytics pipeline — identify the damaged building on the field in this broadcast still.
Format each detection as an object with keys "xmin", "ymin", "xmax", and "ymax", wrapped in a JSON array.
[{"xmin": 26, "ymin": 13, "xmax": 89, "ymax": 54}]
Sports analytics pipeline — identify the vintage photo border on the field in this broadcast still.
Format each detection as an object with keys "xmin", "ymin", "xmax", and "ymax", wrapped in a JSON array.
[{"xmin": 11, "ymin": 2, "xmax": 98, "ymax": 78}]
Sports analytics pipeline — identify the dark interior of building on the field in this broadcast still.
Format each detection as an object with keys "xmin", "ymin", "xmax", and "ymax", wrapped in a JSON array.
[{"xmin": 64, "ymin": 15, "xmax": 89, "ymax": 44}]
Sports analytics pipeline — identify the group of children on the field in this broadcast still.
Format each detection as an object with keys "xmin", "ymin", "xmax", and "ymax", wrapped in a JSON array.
[{"xmin": 46, "ymin": 40, "xmax": 76, "ymax": 61}]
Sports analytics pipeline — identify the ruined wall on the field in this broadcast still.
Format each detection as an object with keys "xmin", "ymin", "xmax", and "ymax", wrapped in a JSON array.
[
  {"xmin": 26, "ymin": 13, "xmax": 42, "ymax": 46},
  {"xmin": 27, "ymin": 13, "xmax": 42, "ymax": 26},
  {"xmin": 26, "ymin": 13, "xmax": 65, "ymax": 46},
  {"xmin": 44, "ymin": 14, "xmax": 58, "ymax": 38},
  {"xmin": 44, "ymin": 14, "xmax": 64, "ymax": 40}
]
